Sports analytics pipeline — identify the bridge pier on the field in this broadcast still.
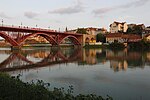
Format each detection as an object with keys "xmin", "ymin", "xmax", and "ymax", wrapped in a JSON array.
[{"xmin": 11, "ymin": 46, "xmax": 21, "ymax": 50}]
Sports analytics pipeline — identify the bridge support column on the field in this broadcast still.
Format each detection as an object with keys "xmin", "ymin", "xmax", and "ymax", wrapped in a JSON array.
[{"xmin": 11, "ymin": 46, "xmax": 21, "ymax": 50}]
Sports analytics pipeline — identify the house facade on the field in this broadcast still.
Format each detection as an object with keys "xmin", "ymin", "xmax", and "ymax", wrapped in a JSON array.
[
  {"xmin": 105, "ymin": 33, "xmax": 123, "ymax": 43},
  {"xmin": 110, "ymin": 21, "xmax": 128, "ymax": 33},
  {"xmin": 144, "ymin": 27, "xmax": 150, "ymax": 34},
  {"xmin": 105, "ymin": 33, "xmax": 142, "ymax": 43},
  {"xmin": 144, "ymin": 34, "xmax": 150, "ymax": 42},
  {"xmin": 68, "ymin": 27, "xmax": 108, "ymax": 35}
]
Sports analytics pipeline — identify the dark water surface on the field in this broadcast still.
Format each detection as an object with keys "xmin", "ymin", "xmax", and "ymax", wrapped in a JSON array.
[{"xmin": 0, "ymin": 47, "xmax": 150, "ymax": 100}]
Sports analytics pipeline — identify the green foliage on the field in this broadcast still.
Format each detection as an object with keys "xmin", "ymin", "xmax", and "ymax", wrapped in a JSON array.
[
  {"xmin": 108, "ymin": 41, "xmax": 125, "ymax": 50},
  {"xmin": 0, "ymin": 72, "xmax": 113, "ymax": 100},
  {"xmin": 84, "ymin": 45, "xmax": 103, "ymax": 49},
  {"xmin": 126, "ymin": 27, "xmax": 132, "ymax": 33},
  {"xmin": 128, "ymin": 40, "xmax": 150, "ymax": 50},
  {"xmin": 76, "ymin": 28, "xmax": 87, "ymax": 34},
  {"xmin": 126, "ymin": 26, "xmax": 144, "ymax": 35},
  {"xmin": 96, "ymin": 33, "xmax": 106, "ymax": 43}
]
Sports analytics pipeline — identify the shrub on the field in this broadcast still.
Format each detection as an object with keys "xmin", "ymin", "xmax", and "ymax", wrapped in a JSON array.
[{"xmin": 0, "ymin": 72, "xmax": 113, "ymax": 100}]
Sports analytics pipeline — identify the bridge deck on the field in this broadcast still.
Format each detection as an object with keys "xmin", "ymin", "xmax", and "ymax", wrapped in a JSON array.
[{"xmin": 0, "ymin": 26, "xmax": 82, "ymax": 36}]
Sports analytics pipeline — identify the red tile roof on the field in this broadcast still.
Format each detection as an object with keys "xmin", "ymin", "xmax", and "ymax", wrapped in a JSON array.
[
  {"xmin": 105, "ymin": 33, "xmax": 123, "ymax": 38},
  {"xmin": 105, "ymin": 33, "xmax": 142, "ymax": 42}
]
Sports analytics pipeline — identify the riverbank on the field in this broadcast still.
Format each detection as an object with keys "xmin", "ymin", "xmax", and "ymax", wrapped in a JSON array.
[{"xmin": 0, "ymin": 72, "xmax": 113, "ymax": 100}]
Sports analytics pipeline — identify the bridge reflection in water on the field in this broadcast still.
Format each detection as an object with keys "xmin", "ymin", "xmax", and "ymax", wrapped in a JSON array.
[
  {"xmin": 0, "ymin": 48, "xmax": 150, "ymax": 73},
  {"xmin": 0, "ymin": 47, "xmax": 83, "ymax": 72}
]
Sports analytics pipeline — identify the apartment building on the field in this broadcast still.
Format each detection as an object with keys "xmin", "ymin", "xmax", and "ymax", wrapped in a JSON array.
[{"xmin": 110, "ymin": 21, "xmax": 128, "ymax": 33}]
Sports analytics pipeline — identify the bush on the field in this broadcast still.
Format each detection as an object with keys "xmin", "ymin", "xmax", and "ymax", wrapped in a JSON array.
[
  {"xmin": 128, "ymin": 40, "xmax": 150, "ymax": 50},
  {"xmin": 0, "ymin": 73, "xmax": 113, "ymax": 100},
  {"xmin": 108, "ymin": 41, "xmax": 125, "ymax": 50}
]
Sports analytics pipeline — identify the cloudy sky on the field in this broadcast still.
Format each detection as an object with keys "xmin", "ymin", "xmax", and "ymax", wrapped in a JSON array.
[{"xmin": 0, "ymin": 0, "xmax": 150, "ymax": 31}]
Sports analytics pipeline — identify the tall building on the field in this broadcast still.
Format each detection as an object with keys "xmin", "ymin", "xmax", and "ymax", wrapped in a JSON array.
[{"xmin": 110, "ymin": 21, "xmax": 128, "ymax": 33}]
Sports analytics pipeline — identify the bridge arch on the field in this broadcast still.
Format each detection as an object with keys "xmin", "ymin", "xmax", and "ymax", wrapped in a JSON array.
[
  {"xmin": 59, "ymin": 35, "xmax": 81, "ymax": 45},
  {"xmin": 0, "ymin": 32, "xmax": 19, "ymax": 46},
  {"xmin": 19, "ymin": 32, "xmax": 58, "ymax": 46}
]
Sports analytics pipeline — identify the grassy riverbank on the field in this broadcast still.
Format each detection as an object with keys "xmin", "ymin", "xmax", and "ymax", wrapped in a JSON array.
[{"xmin": 0, "ymin": 73, "xmax": 113, "ymax": 100}]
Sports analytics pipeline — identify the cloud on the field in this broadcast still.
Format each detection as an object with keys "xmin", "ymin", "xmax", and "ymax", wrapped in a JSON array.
[
  {"xmin": 0, "ymin": 12, "xmax": 11, "ymax": 19},
  {"xmin": 49, "ymin": 1, "xmax": 84, "ymax": 15},
  {"xmin": 93, "ymin": 7, "xmax": 114, "ymax": 15},
  {"xmin": 119, "ymin": 0, "xmax": 149, "ymax": 8},
  {"xmin": 93, "ymin": 0, "xmax": 149, "ymax": 16},
  {"xmin": 24, "ymin": 11, "xmax": 39, "ymax": 19}
]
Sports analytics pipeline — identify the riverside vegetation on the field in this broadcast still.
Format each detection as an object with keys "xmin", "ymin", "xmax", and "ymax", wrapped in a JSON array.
[{"xmin": 0, "ymin": 73, "xmax": 113, "ymax": 100}]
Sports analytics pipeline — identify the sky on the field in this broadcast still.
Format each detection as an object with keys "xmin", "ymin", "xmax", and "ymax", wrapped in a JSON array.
[{"xmin": 0, "ymin": 0, "xmax": 150, "ymax": 31}]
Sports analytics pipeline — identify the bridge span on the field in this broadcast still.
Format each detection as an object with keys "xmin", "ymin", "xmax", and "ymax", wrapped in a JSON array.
[{"xmin": 0, "ymin": 25, "xmax": 84, "ymax": 49}]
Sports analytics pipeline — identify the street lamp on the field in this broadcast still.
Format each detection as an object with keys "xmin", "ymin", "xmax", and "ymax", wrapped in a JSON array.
[
  {"xmin": 21, "ymin": 22, "xmax": 22, "ymax": 28},
  {"xmin": 2, "ymin": 19, "xmax": 3, "ymax": 26}
]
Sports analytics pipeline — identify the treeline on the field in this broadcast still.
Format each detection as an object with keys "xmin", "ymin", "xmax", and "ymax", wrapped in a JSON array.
[
  {"xmin": 128, "ymin": 40, "xmax": 150, "ymax": 50},
  {"xmin": 108, "ymin": 41, "xmax": 150, "ymax": 50}
]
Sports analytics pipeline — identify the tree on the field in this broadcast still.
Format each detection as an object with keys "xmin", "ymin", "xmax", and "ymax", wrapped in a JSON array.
[
  {"xmin": 76, "ymin": 28, "xmax": 87, "ymax": 34},
  {"xmin": 126, "ymin": 26, "xmax": 144, "ymax": 35},
  {"xmin": 96, "ymin": 33, "xmax": 106, "ymax": 43},
  {"xmin": 126, "ymin": 27, "xmax": 133, "ymax": 33}
]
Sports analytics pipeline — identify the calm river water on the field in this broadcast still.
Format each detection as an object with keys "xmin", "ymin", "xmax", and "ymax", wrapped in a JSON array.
[{"xmin": 0, "ymin": 47, "xmax": 150, "ymax": 100}]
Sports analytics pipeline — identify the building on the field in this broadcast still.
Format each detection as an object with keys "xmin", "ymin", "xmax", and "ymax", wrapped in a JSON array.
[
  {"xmin": 144, "ymin": 27, "xmax": 150, "ymax": 34},
  {"xmin": 68, "ymin": 27, "xmax": 108, "ymax": 35},
  {"xmin": 128, "ymin": 24, "xmax": 145, "ymax": 30},
  {"xmin": 105, "ymin": 33, "xmax": 123, "ymax": 43},
  {"xmin": 137, "ymin": 24, "xmax": 146, "ymax": 29},
  {"xmin": 127, "ymin": 24, "xmax": 136, "ymax": 29},
  {"xmin": 85, "ymin": 27, "xmax": 97, "ymax": 35},
  {"xmin": 105, "ymin": 33, "xmax": 142, "ymax": 43},
  {"xmin": 68, "ymin": 27, "xmax": 108, "ymax": 45},
  {"xmin": 25, "ymin": 36, "xmax": 49, "ymax": 44},
  {"xmin": 144, "ymin": 34, "xmax": 150, "ymax": 42},
  {"xmin": 95, "ymin": 28, "xmax": 108, "ymax": 35},
  {"xmin": 86, "ymin": 27, "xmax": 108, "ymax": 35},
  {"xmin": 110, "ymin": 21, "xmax": 128, "ymax": 33}
]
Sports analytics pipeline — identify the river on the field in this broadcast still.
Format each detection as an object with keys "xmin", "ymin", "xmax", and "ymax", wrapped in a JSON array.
[{"xmin": 0, "ymin": 47, "xmax": 150, "ymax": 100}]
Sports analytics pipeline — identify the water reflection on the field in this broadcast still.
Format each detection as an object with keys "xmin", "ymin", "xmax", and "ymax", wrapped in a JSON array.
[
  {"xmin": 106, "ymin": 49, "xmax": 150, "ymax": 72},
  {"xmin": 0, "ymin": 47, "xmax": 82, "ymax": 72},
  {"xmin": 0, "ymin": 48, "xmax": 150, "ymax": 100},
  {"xmin": 0, "ymin": 48, "xmax": 150, "ymax": 72}
]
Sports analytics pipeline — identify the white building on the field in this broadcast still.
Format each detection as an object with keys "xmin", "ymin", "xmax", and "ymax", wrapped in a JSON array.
[{"xmin": 110, "ymin": 21, "xmax": 128, "ymax": 33}]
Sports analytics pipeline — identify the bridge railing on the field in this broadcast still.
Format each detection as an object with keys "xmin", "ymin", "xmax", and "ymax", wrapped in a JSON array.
[
  {"xmin": 0, "ymin": 24, "xmax": 55, "ymax": 32},
  {"xmin": 0, "ymin": 24, "xmax": 79, "ymax": 34}
]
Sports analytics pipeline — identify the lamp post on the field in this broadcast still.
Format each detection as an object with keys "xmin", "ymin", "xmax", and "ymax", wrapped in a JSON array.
[
  {"xmin": 2, "ymin": 19, "xmax": 3, "ymax": 26},
  {"xmin": 21, "ymin": 22, "xmax": 22, "ymax": 28}
]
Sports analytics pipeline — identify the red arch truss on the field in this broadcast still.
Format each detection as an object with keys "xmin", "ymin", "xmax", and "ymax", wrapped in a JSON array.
[
  {"xmin": 0, "ymin": 32, "xmax": 19, "ymax": 46},
  {"xmin": 18, "ymin": 32, "xmax": 58, "ymax": 46},
  {"xmin": 59, "ymin": 35, "xmax": 81, "ymax": 45}
]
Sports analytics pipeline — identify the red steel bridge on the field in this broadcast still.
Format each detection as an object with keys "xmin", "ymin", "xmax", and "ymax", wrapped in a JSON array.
[{"xmin": 0, "ymin": 25, "xmax": 83, "ymax": 48}]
